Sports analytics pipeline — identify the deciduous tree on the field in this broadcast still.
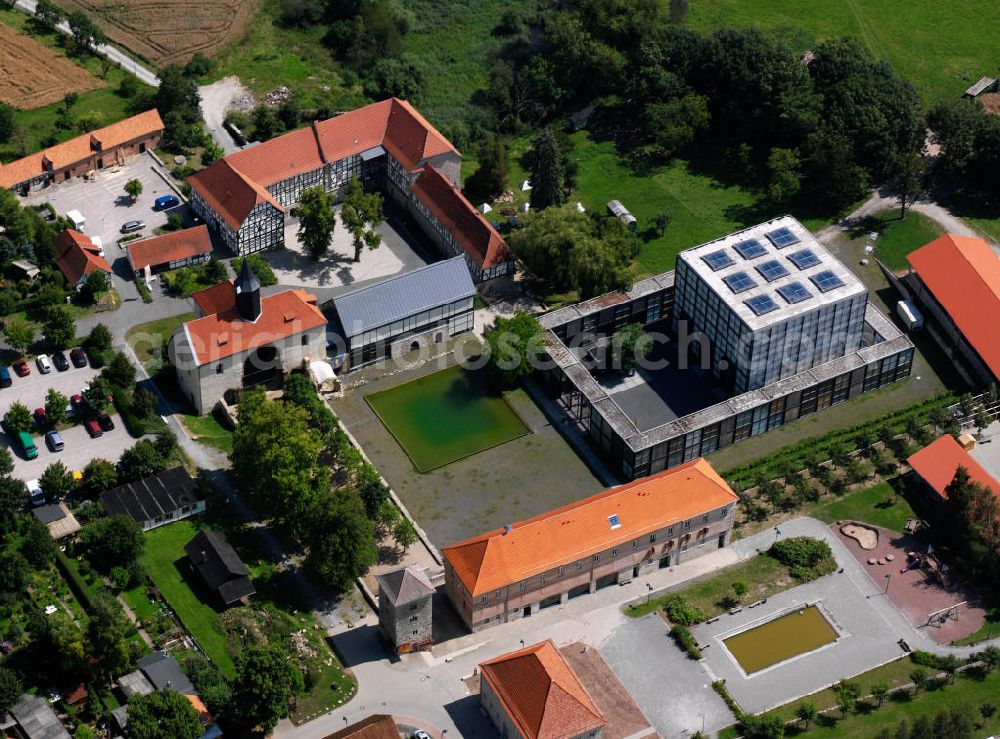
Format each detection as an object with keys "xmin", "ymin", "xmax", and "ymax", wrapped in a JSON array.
[
  {"xmin": 84, "ymin": 376, "xmax": 113, "ymax": 413},
  {"xmin": 67, "ymin": 10, "xmax": 106, "ymax": 54},
  {"xmin": 0, "ymin": 666, "xmax": 22, "ymax": 714},
  {"xmin": 796, "ymin": 701, "xmax": 817, "ymax": 730},
  {"xmin": 290, "ymin": 186, "xmax": 337, "ymax": 260},
  {"xmin": 43, "ymin": 305, "xmax": 76, "ymax": 349},
  {"xmin": 21, "ymin": 515, "xmax": 57, "ymax": 567},
  {"xmin": 484, "ymin": 310, "xmax": 544, "ymax": 389},
  {"xmin": 128, "ymin": 690, "xmax": 202, "ymax": 739},
  {"xmin": 231, "ymin": 646, "xmax": 304, "ymax": 735},
  {"xmin": 80, "ymin": 515, "xmax": 144, "ymax": 571},
  {"xmin": 340, "ymin": 177, "xmax": 384, "ymax": 262},
  {"xmin": 103, "ymin": 351, "xmax": 136, "ymax": 388},
  {"xmin": 4, "ymin": 401, "xmax": 32, "ymax": 435},
  {"xmin": 82, "ymin": 458, "xmax": 117, "ymax": 496},
  {"xmin": 3, "ymin": 318, "xmax": 35, "ymax": 355},
  {"xmin": 304, "ymin": 488, "xmax": 377, "ymax": 588},
  {"xmin": 39, "ymin": 461, "xmax": 73, "ymax": 501},
  {"xmin": 45, "ymin": 388, "xmax": 68, "ymax": 426}
]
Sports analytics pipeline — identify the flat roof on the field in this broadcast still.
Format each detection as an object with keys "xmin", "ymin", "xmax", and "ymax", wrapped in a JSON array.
[{"xmin": 677, "ymin": 215, "xmax": 866, "ymax": 331}]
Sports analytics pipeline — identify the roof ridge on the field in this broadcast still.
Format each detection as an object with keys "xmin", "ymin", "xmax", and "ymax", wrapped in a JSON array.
[
  {"xmin": 337, "ymin": 255, "xmax": 467, "ymax": 298},
  {"xmin": 948, "ymin": 234, "xmax": 1000, "ymax": 301}
]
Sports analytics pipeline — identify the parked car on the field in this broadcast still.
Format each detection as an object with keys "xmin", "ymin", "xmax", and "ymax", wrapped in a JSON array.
[
  {"xmin": 120, "ymin": 220, "xmax": 146, "ymax": 234},
  {"xmin": 69, "ymin": 347, "xmax": 88, "ymax": 368},
  {"xmin": 33, "ymin": 408, "xmax": 49, "ymax": 428},
  {"xmin": 27, "ymin": 479, "xmax": 44, "ymax": 506},
  {"xmin": 70, "ymin": 394, "xmax": 90, "ymax": 417},
  {"xmin": 17, "ymin": 431, "xmax": 38, "ymax": 459},
  {"xmin": 97, "ymin": 414, "xmax": 115, "ymax": 432},
  {"xmin": 0, "ymin": 366, "xmax": 10, "ymax": 388},
  {"xmin": 13, "ymin": 360, "xmax": 30, "ymax": 377},
  {"xmin": 52, "ymin": 351, "xmax": 69, "ymax": 372},
  {"xmin": 45, "ymin": 430, "xmax": 64, "ymax": 452},
  {"xmin": 36, "ymin": 354, "xmax": 52, "ymax": 374},
  {"xmin": 154, "ymin": 194, "xmax": 180, "ymax": 210},
  {"xmin": 84, "ymin": 418, "xmax": 103, "ymax": 438}
]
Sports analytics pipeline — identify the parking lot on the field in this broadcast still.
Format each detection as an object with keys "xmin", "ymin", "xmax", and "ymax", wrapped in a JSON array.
[{"xmin": 1, "ymin": 359, "xmax": 131, "ymax": 480}]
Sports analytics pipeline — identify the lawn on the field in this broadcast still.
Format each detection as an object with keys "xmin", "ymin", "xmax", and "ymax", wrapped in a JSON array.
[
  {"xmin": 121, "ymin": 582, "xmax": 160, "ymax": 623},
  {"xmin": 181, "ymin": 410, "xmax": 234, "ymax": 453},
  {"xmin": 140, "ymin": 520, "xmax": 235, "ymax": 676},
  {"xmin": 0, "ymin": 9, "xmax": 150, "ymax": 162},
  {"xmin": 853, "ymin": 210, "xmax": 944, "ymax": 272},
  {"xmin": 125, "ymin": 312, "xmax": 195, "ymax": 372},
  {"xmin": 366, "ymin": 364, "xmax": 530, "ymax": 472},
  {"xmin": 721, "ymin": 659, "xmax": 1000, "ymax": 737},
  {"xmin": 686, "ymin": 0, "xmax": 1000, "ymax": 108},
  {"xmin": 807, "ymin": 481, "xmax": 917, "ymax": 533}
]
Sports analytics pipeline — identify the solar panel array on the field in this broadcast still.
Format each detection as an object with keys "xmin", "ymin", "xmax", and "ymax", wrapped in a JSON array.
[
  {"xmin": 766, "ymin": 227, "xmax": 800, "ymax": 248},
  {"xmin": 723, "ymin": 271, "xmax": 757, "ymax": 294},
  {"xmin": 734, "ymin": 239, "xmax": 768, "ymax": 260},
  {"xmin": 810, "ymin": 270, "xmax": 845, "ymax": 293},
  {"xmin": 756, "ymin": 259, "xmax": 790, "ymax": 282},
  {"xmin": 788, "ymin": 249, "xmax": 821, "ymax": 270},
  {"xmin": 745, "ymin": 294, "xmax": 779, "ymax": 316},
  {"xmin": 777, "ymin": 281, "xmax": 812, "ymax": 304},
  {"xmin": 702, "ymin": 249, "xmax": 735, "ymax": 271}
]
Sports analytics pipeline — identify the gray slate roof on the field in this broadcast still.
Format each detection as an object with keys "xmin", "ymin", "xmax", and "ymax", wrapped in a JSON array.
[
  {"xmin": 118, "ymin": 669, "xmax": 156, "ymax": 697},
  {"xmin": 32, "ymin": 504, "xmax": 66, "ymax": 525},
  {"xmin": 100, "ymin": 466, "xmax": 200, "ymax": 524},
  {"xmin": 331, "ymin": 257, "xmax": 475, "ymax": 339},
  {"xmin": 376, "ymin": 564, "xmax": 434, "ymax": 606},
  {"xmin": 10, "ymin": 694, "xmax": 70, "ymax": 739},
  {"xmin": 136, "ymin": 652, "xmax": 195, "ymax": 694},
  {"xmin": 184, "ymin": 530, "xmax": 255, "ymax": 605}
]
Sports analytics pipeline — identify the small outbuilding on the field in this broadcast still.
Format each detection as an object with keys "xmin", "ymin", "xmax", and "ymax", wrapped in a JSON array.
[
  {"xmin": 184, "ymin": 529, "xmax": 255, "ymax": 607},
  {"xmin": 10, "ymin": 260, "xmax": 39, "ymax": 281},
  {"xmin": 100, "ymin": 466, "xmax": 204, "ymax": 531},
  {"xmin": 126, "ymin": 225, "xmax": 213, "ymax": 277},
  {"xmin": 607, "ymin": 199, "xmax": 637, "ymax": 230},
  {"xmin": 31, "ymin": 503, "xmax": 81, "ymax": 540},
  {"xmin": 8, "ymin": 694, "xmax": 70, "ymax": 739},
  {"xmin": 320, "ymin": 714, "xmax": 398, "ymax": 739},
  {"xmin": 376, "ymin": 564, "xmax": 434, "ymax": 654},
  {"xmin": 964, "ymin": 77, "xmax": 998, "ymax": 99}
]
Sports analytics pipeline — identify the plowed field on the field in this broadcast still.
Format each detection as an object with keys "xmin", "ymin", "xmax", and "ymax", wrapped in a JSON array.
[
  {"xmin": 0, "ymin": 23, "xmax": 103, "ymax": 109},
  {"xmin": 52, "ymin": 0, "xmax": 261, "ymax": 66}
]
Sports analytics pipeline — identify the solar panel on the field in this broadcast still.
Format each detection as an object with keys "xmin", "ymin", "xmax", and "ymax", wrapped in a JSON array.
[
  {"xmin": 788, "ymin": 249, "xmax": 821, "ymax": 270},
  {"xmin": 702, "ymin": 249, "xmax": 735, "ymax": 271},
  {"xmin": 777, "ymin": 281, "xmax": 812, "ymax": 304},
  {"xmin": 723, "ymin": 271, "xmax": 757, "ymax": 294},
  {"xmin": 734, "ymin": 239, "xmax": 768, "ymax": 260},
  {"xmin": 766, "ymin": 226, "xmax": 800, "ymax": 248},
  {"xmin": 756, "ymin": 259, "xmax": 789, "ymax": 282},
  {"xmin": 810, "ymin": 269, "xmax": 845, "ymax": 293},
  {"xmin": 745, "ymin": 294, "xmax": 779, "ymax": 316}
]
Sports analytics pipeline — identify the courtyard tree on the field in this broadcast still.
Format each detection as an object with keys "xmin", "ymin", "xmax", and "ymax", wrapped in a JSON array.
[
  {"xmin": 304, "ymin": 488, "xmax": 377, "ymax": 589},
  {"xmin": 738, "ymin": 713, "xmax": 785, "ymax": 738},
  {"xmin": 79, "ymin": 270, "xmax": 109, "ymax": 305},
  {"xmin": 529, "ymin": 128, "xmax": 565, "ymax": 210},
  {"xmin": 910, "ymin": 667, "xmax": 929, "ymax": 694},
  {"xmin": 291, "ymin": 186, "xmax": 337, "ymax": 260},
  {"xmin": 612, "ymin": 322, "xmax": 652, "ymax": 375},
  {"xmin": 128, "ymin": 690, "xmax": 202, "ymax": 739},
  {"xmin": 82, "ymin": 458, "xmax": 118, "ymax": 496},
  {"xmin": 340, "ymin": 177, "xmax": 384, "ymax": 262},
  {"xmin": 974, "ymin": 406, "xmax": 991, "ymax": 436},
  {"xmin": 39, "ymin": 461, "xmax": 73, "ymax": 501},
  {"xmin": 484, "ymin": 310, "xmax": 544, "ymax": 390},
  {"xmin": 231, "ymin": 645, "xmax": 304, "ymax": 735},
  {"xmin": 940, "ymin": 653, "xmax": 961, "ymax": 684},
  {"xmin": 892, "ymin": 147, "xmax": 926, "ymax": 219},
  {"xmin": 87, "ymin": 322, "xmax": 113, "ymax": 351},
  {"xmin": 4, "ymin": 401, "xmax": 32, "ymax": 435},
  {"xmin": 393, "ymin": 516, "xmax": 417, "ymax": 552},
  {"xmin": 3, "ymin": 318, "xmax": 35, "ymax": 355},
  {"xmin": 124, "ymin": 178, "xmax": 143, "ymax": 202},
  {"xmin": 732, "ymin": 580, "xmax": 749, "ymax": 600},
  {"xmin": 84, "ymin": 376, "xmax": 114, "ymax": 413},
  {"xmin": 834, "ymin": 679, "xmax": 860, "ymax": 717},
  {"xmin": 796, "ymin": 701, "xmax": 817, "ymax": 730},
  {"xmin": 0, "ymin": 446, "xmax": 12, "ymax": 476},
  {"xmin": 43, "ymin": 305, "xmax": 76, "ymax": 349},
  {"xmin": 80, "ymin": 515, "xmax": 144, "ymax": 572}
]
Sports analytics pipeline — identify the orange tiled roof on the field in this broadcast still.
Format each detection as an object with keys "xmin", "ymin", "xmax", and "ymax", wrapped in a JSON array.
[
  {"xmin": 55, "ymin": 229, "xmax": 111, "ymax": 285},
  {"xmin": 181, "ymin": 287, "xmax": 326, "ymax": 365},
  {"xmin": 479, "ymin": 640, "xmax": 606, "ymax": 739},
  {"xmin": 225, "ymin": 126, "xmax": 326, "ymax": 188},
  {"xmin": 127, "ymin": 224, "xmax": 212, "ymax": 271},
  {"xmin": 192, "ymin": 280, "xmax": 236, "ymax": 316},
  {"xmin": 907, "ymin": 234, "xmax": 1000, "ymax": 380},
  {"xmin": 0, "ymin": 110, "xmax": 163, "ymax": 188},
  {"xmin": 444, "ymin": 459, "xmax": 738, "ymax": 596},
  {"xmin": 188, "ymin": 158, "xmax": 284, "ymax": 231},
  {"xmin": 321, "ymin": 715, "xmax": 398, "ymax": 739},
  {"xmin": 907, "ymin": 434, "xmax": 1000, "ymax": 501},
  {"xmin": 411, "ymin": 164, "xmax": 511, "ymax": 269},
  {"xmin": 312, "ymin": 99, "xmax": 393, "ymax": 165}
]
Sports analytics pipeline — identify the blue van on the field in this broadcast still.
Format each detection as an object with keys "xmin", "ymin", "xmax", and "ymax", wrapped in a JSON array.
[
  {"xmin": 155, "ymin": 194, "xmax": 180, "ymax": 210},
  {"xmin": 0, "ymin": 366, "xmax": 10, "ymax": 388}
]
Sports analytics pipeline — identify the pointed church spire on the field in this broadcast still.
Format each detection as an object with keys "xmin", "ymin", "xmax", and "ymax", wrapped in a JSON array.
[{"xmin": 235, "ymin": 257, "xmax": 262, "ymax": 321}]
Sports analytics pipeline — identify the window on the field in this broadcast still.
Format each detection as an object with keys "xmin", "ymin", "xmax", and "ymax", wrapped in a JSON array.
[
  {"xmin": 409, "ymin": 603, "xmax": 418, "ymax": 611},
  {"xmin": 412, "ymin": 630, "xmax": 419, "ymax": 636},
  {"xmin": 558, "ymin": 566, "xmax": 564, "ymax": 576},
  {"xmin": 480, "ymin": 595, "xmax": 488, "ymax": 604},
  {"xmin": 577, "ymin": 561, "xmax": 583, "ymax": 571},
  {"xmin": 409, "ymin": 615, "xmax": 418, "ymax": 623},
  {"xmin": 632, "ymin": 540, "xmax": 638, "ymax": 548},
  {"xmin": 216, "ymin": 364, "xmax": 223, "ymax": 374},
  {"xmin": 302, "ymin": 335, "xmax": 309, "ymax": 346},
  {"xmin": 611, "ymin": 548, "xmax": 618, "ymax": 557},
  {"xmin": 592, "ymin": 554, "xmax": 600, "ymax": 563},
  {"xmin": 683, "ymin": 521, "xmax": 691, "ymax": 530},
  {"xmin": 649, "ymin": 533, "xmax": 657, "ymax": 543},
  {"xmin": 518, "ymin": 581, "xmax": 526, "ymax": 591},
  {"xmin": 702, "ymin": 514, "xmax": 709, "ymax": 523}
]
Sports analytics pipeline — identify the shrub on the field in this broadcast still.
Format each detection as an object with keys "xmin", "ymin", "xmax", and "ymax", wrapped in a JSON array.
[
  {"xmin": 661, "ymin": 594, "xmax": 706, "ymax": 626},
  {"xmin": 232, "ymin": 254, "xmax": 277, "ymax": 286},
  {"xmin": 910, "ymin": 651, "xmax": 945, "ymax": 669},
  {"xmin": 134, "ymin": 277, "xmax": 153, "ymax": 303},
  {"xmin": 769, "ymin": 537, "xmax": 835, "ymax": 581},
  {"xmin": 670, "ymin": 624, "xmax": 701, "ymax": 660}
]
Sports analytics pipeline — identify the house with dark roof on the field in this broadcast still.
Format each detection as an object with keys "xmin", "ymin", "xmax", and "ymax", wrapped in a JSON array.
[
  {"xmin": 126, "ymin": 225, "xmax": 213, "ymax": 277},
  {"xmin": 443, "ymin": 459, "xmax": 738, "ymax": 631},
  {"xmin": 479, "ymin": 640, "xmax": 606, "ymax": 739},
  {"xmin": 100, "ymin": 466, "xmax": 204, "ymax": 531},
  {"xmin": 906, "ymin": 234, "xmax": 1000, "ymax": 387},
  {"xmin": 184, "ymin": 529, "xmax": 255, "ymax": 607},
  {"xmin": 54, "ymin": 229, "xmax": 112, "ymax": 290},
  {"xmin": 187, "ymin": 98, "xmax": 513, "ymax": 283},
  {"xmin": 6, "ymin": 694, "xmax": 70, "ymax": 739},
  {"xmin": 0, "ymin": 110, "xmax": 163, "ymax": 194},
  {"xmin": 321, "ymin": 714, "xmax": 398, "ymax": 739},
  {"xmin": 326, "ymin": 256, "xmax": 475, "ymax": 371},
  {"xmin": 168, "ymin": 260, "xmax": 327, "ymax": 413},
  {"xmin": 376, "ymin": 564, "xmax": 434, "ymax": 653},
  {"xmin": 31, "ymin": 503, "xmax": 80, "ymax": 540}
]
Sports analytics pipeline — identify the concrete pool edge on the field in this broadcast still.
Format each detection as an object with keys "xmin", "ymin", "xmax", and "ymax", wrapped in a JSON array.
[{"xmin": 714, "ymin": 601, "xmax": 849, "ymax": 679}]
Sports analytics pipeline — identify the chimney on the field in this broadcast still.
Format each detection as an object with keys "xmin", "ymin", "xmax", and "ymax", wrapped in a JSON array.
[{"xmin": 502, "ymin": 524, "xmax": 512, "ymax": 535}]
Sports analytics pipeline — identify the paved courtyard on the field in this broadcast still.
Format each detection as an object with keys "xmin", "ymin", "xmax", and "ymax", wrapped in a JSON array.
[{"xmin": 0, "ymin": 361, "xmax": 132, "ymax": 478}]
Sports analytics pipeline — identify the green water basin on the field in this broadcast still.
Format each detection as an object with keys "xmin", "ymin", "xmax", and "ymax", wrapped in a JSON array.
[{"xmin": 723, "ymin": 605, "xmax": 838, "ymax": 674}]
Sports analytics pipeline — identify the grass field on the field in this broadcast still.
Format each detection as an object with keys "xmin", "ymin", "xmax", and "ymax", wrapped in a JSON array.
[
  {"xmin": 806, "ymin": 481, "xmax": 917, "ymax": 533},
  {"xmin": 686, "ymin": 0, "xmax": 1000, "ymax": 108},
  {"xmin": 366, "ymin": 365, "xmax": 529, "ymax": 472},
  {"xmin": 181, "ymin": 412, "xmax": 234, "ymax": 453},
  {"xmin": 140, "ymin": 520, "xmax": 235, "ymax": 676},
  {"xmin": 852, "ymin": 210, "xmax": 944, "ymax": 272},
  {"xmin": 126, "ymin": 312, "xmax": 195, "ymax": 372}
]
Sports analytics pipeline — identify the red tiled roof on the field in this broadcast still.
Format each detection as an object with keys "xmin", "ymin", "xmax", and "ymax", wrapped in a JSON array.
[
  {"xmin": 444, "ymin": 459, "xmax": 737, "ymax": 596},
  {"xmin": 411, "ymin": 164, "xmax": 511, "ymax": 269},
  {"xmin": 312, "ymin": 99, "xmax": 393, "ymax": 165},
  {"xmin": 907, "ymin": 234, "xmax": 1000, "ymax": 380},
  {"xmin": 55, "ymin": 229, "xmax": 111, "ymax": 285},
  {"xmin": 479, "ymin": 640, "xmax": 606, "ymax": 739},
  {"xmin": 192, "ymin": 280, "xmax": 236, "ymax": 316},
  {"xmin": 127, "ymin": 225, "xmax": 212, "ymax": 271},
  {"xmin": 0, "ymin": 110, "xmax": 163, "ymax": 188},
  {"xmin": 225, "ymin": 126, "xmax": 326, "ymax": 188},
  {"xmin": 382, "ymin": 98, "xmax": 458, "ymax": 169},
  {"xmin": 182, "ymin": 287, "xmax": 326, "ymax": 365},
  {"xmin": 321, "ymin": 715, "xmax": 398, "ymax": 739},
  {"xmin": 188, "ymin": 158, "xmax": 284, "ymax": 231},
  {"xmin": 907, "ymin": 434, "xmax": 1000, "ymax": 501}
]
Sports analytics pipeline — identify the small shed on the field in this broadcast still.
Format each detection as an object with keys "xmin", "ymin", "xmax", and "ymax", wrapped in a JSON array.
[
  {"xmin": 32, "ymin": 503, "xmax": 81, "ymax": 540},
  {"xmin": 566, "ymin": 104, "xmax": 596, "ymax": 132},
  {"xmin": 964, "ymin": 77, "xmax": 998, "ymax": 99},
  {"xmin": 10, "ymin": 260, "xmax": 39, "ymax": 281},
  {"xmin": 607, "ymin": 199, "xmax": 637, "ymax": 230}
]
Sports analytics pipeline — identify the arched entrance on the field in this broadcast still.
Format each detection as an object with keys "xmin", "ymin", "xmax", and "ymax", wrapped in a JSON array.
[{"xmin": 243, "ymin": 345, "xmax": 281, "ymax": 389}]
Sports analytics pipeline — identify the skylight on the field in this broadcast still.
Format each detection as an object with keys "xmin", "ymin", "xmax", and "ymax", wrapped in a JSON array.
[
  {"xmin": 745, "ymin": 294, "xmax": 779, "ymax": 316},
  {"xmin": 608, "ymin": 514, "xmax": 621, "ymax": 529},
  {"xmin": 766, "ymin": 226, "xmax": 800, "ymax": 248},
  {"xmin": 788, "ymin": 249, "xmax": 821, "ymax": 270},
  {"xmin": 734, "ymin": 239, "xmax": 768, "ymax": 260},
  {"xmin": 702, "ymin": 249, "xmax": 735, "ymax": 271},
  {"xmin": 777, "ymin": 281, "xmax": 812, "ymax": 304},
  {"xmin": 810, "ymin": 270, "xmax": 845, "ymax": 293},
  {"xmin": 756, "ymin": 259, "xmax": 789, "ymax": 282},
  {"xmin": 723, "ymin": 271, "xmax": 757, "ymax": 294}
]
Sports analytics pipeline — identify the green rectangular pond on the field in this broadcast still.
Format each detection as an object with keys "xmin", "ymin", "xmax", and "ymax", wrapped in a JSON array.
[
  {"xmin": 723, "ymin": 605, "xmax": 838, "ymax": 674},
  {"xmin": 366, "ymin": 365, "xmax": 529, "ymax": 472}
]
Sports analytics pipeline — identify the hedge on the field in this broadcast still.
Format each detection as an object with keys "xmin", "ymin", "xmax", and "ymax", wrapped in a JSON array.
[
  {"xmin": 134, "ymin": 278, "xmax": 153, "ymax": 304},
  {"xmin": 670, "ymin": 624, "xmax": 702, "ymax": 660},
  {"xmin": 712, "ymin": 680, "xmax": 744, "ymax": 721},
  {"xmin": 56, "ymin": 548, "xmax": 94, "ymax": 612}
]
